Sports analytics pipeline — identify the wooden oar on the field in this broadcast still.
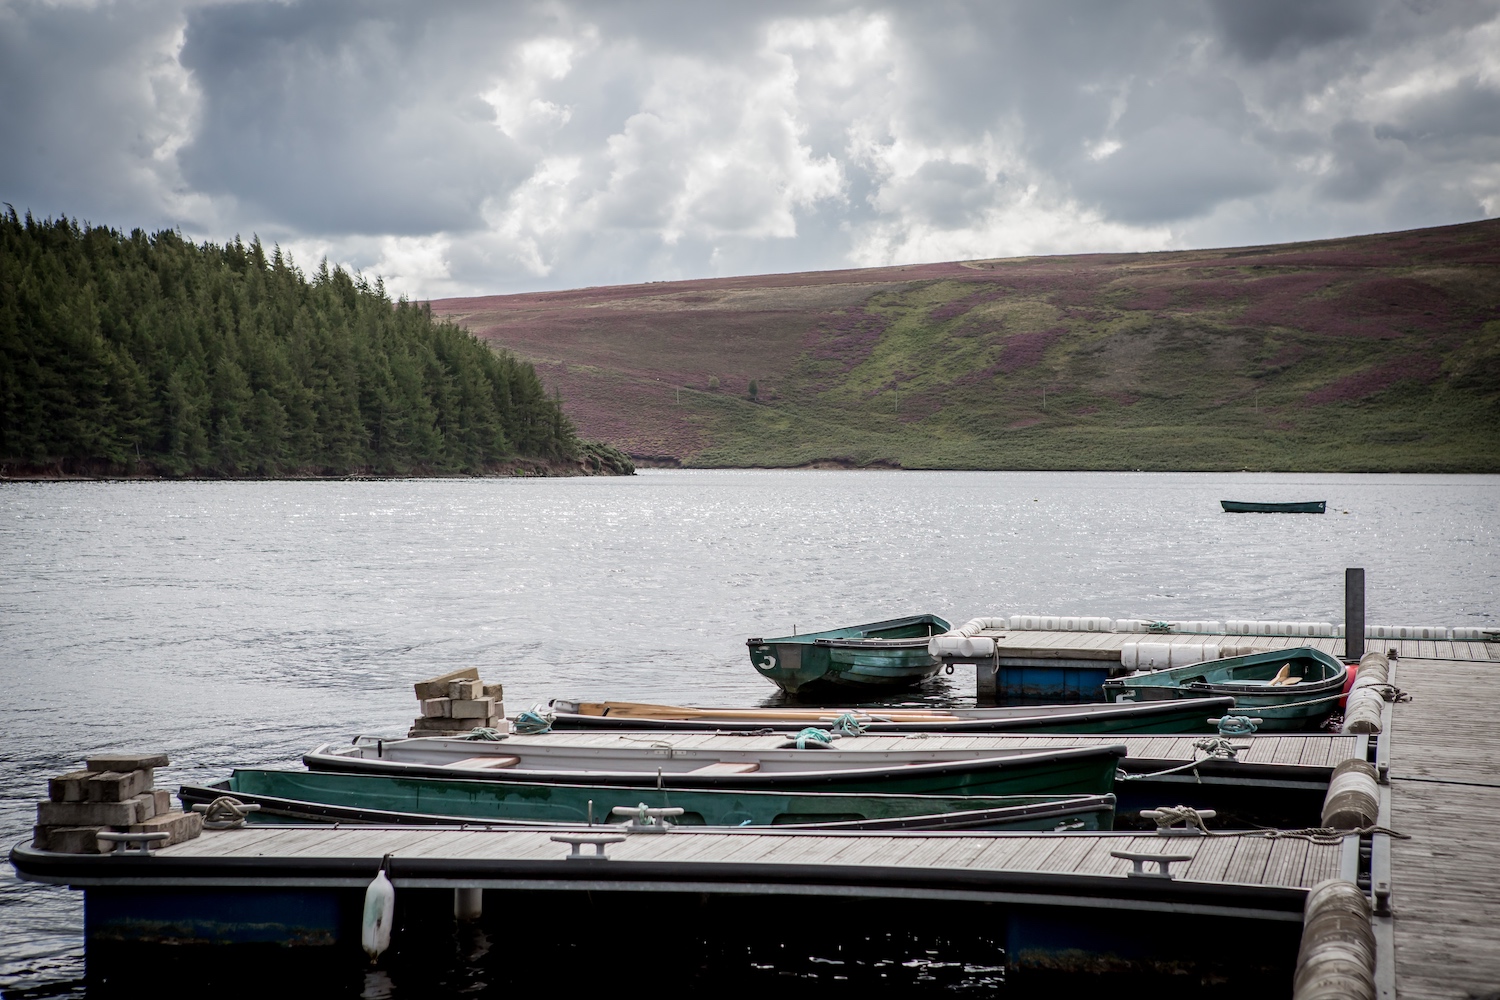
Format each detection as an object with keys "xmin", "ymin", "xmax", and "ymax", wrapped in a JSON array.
[{"xmin": 572, "ymin": 700, "xmax": 960, "ymax": 723}]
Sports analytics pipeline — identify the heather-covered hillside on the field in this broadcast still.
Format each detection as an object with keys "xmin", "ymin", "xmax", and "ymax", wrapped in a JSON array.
[{"xmin": 433, "ymin": 220, "xmax": 1500, "ymax": 472}]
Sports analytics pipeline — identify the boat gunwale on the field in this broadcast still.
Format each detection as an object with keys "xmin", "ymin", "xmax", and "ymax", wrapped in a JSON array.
[
  {"xmin": 177, "ymin": 781, "xmax": 1118, "ymax": 832},
  {"xmin": 302, "ymin": 742, "xmax": 1128, "ymax": 787},
  {"xmin": 749, "ymin": 613, "xmax": 952, "ymax": 647}
]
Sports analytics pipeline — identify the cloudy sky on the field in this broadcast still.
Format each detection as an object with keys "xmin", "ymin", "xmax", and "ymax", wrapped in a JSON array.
[{"xmin": 3, "ymin": 0, "xmax": 1498, "ymax": 299}]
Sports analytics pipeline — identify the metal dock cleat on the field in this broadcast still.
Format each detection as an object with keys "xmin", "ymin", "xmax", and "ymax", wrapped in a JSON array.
[
  {"xmin": 1140, "ymin": 806, "xmax": 1216, "ymax": 836},
  {"xmin": 551, "ymin": 834, "xmax": 627, "ymax": 860},
  {"xmin": 96, "ymin": 831, "xmax": 171, "ymax": 856},
  {"xmin": 612, "ymin": 804, "xmax": 685, "ymax": 833},
  {"xmin": 1110, "ymin": 851, "xmax": 1194, "ymax": 879}
]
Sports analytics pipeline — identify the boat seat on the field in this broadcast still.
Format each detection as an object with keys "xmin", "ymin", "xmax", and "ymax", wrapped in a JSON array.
[
  {"xmin": 687, "ymin": 761, "xmax": 760, "ymax": 774},
  {"xmin": 442, "ymin": 756, "xmax": 521, "ymax": 770}
]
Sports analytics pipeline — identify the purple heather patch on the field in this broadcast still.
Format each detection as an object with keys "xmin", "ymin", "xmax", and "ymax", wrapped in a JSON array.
[
  {"xmin": 1303, "ymin": 355, "xmax": 1443, "ymax": 404},
  {"xmin": 996, "ymin": 327, "xmax": 1066, "ymax": 373},
  {"xmin": 804, "ymin": 307, "xmax": 890, "ymax": 372}
]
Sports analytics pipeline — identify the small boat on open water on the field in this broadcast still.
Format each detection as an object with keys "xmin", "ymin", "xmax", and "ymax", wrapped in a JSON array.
[
  {"xmin": 1101, "ymin": 647, "xmax": 1347, "ymax": 731},
  {"xmin": 1220, "ymin": 500, "xmax": 1327, "ymax": 513},
  {"xmin": 304, "ymin": 734, "xmax": 1125, "ymax": 797},
  {"xmin": 746, "ymin": 614, "xmax": 951, "ymax": 694},
  {"xmin": 179, "ymin": 770, "xmax": 1117, "ymax": 832},
  {"xmin": 546, "ymin": 696, "xmax": 1238, "ymax": 735}
]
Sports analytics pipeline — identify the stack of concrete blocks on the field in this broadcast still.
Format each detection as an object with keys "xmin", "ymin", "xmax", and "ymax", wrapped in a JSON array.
[
  {"xmin": 408, "ymin": 666, "xmax": 506, "ymax": 738},
  {"xmin": 33, "ymin": 752, "xmax": 204, "ymax": 854}
]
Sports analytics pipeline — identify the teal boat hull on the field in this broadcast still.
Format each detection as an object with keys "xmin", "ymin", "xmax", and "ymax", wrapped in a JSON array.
[
  {"xmin": 747, "ymin": 614, "xmax": 951, "ymax": 694},
  {"xmin": 305, "ymin": 742, "xmax": 1125, "ymax": 797},
  {"xmin": 185, "ymin": 769, "xmax": 1116, "ymax": 831},
  {"xmin": 1221, "ymin": 500, "xmax": 1326, "ymax": 513},
  {"xmin": 1102, "ymin": 647, "xmax": 1347, "ymax": 731}
]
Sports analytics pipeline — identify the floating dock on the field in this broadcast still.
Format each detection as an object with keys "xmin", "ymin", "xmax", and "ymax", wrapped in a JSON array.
[{"xmin": 10, "ymin": 623, "xmax": 1498, "ymax": 993}]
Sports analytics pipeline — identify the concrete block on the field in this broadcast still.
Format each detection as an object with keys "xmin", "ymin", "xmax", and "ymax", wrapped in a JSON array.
[
  {"xmin": 129, "ymin": 791, "xmax": 157, "ymax": 822},
  {"xmin": 420, "ymin": 698, "xmax": 453, "ymax": 718},
  {"xmin": 483, "ymin": 683, "xmax": 504, "ymax": 701},
  {"xmin": 414, "ymin": 667, "xmax": 480, "ymax": 701},
  {"xmin": 130, "ymin": 810, "xmax": 203, "ymax": 846},
  {"xmin": 86, "ymin": 753, "xmax": 169, "ymax": 772},
  {"xmin": 450, "ymin": 697, "xmax": 494, "ymax": 719},
  {"xmin": 87, "ymin": 769, "xmax": 153, "ymax": 803},
  {"xmin": 38, "ymin": 799, "xmax": 140, "ymax": 827},
  {"xmin": 49, "ymin": 770, "xmax": 99, "ymax": 803},
  {"xmin": 152, "ymin": 789, "xmax": 173, "ymax": 815},
  {"xmin": 448, "ymin": 679, "xmax": 484, "ymax": 701},
  {"xmin": 412, "ymin": 715, "xmax": 475, "ymax": 732},
  {"xmin": 33, "ymin": 825, "xmax": 111, "ymax": 854}
]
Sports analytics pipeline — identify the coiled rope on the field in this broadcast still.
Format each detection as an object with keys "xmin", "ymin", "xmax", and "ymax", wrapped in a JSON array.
[
  {"xmin": 785, "ymin": 727, "xmax": 836, "ymax": 749},
  {"xmin": 463, "ymin": 727, "xmax": 507, "ymax": 741},
  {"xmin": 1146, "ymin": 805, "xmax": 1213, "ymax": 834},
  {"xmin": 513, "ymin": 707, "xmax": 555, "ymax": 735},
  {"xmin": 1216, "ymin": 715, "xmax": 1259, "ymax": 736},
  {"xmin": 829, "ymin": 712, "xmax": 868, "ymax": 736},
  {"xmin": 200, "ymin": 796, "xmax": 258, "ymax": 830}
]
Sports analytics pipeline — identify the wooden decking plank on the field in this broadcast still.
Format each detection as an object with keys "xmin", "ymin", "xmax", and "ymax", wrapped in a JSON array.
[
  {"xmin": 1223, "ymin": 836, "xmax": 1275, "ymax": 885},
  {"xmin": 1269, "ymin": 737, "xmax": 1308, "ymax": 766},
  {"xmin": 1261, "ymin": 837, "xmax": 1307, "ymax": 888},
  {"xmin": 1182, "ymin": 835, "xmax": 1237, "ymax": 883}
]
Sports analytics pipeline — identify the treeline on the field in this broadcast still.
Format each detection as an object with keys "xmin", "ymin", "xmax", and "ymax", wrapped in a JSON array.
[{"xmin": 0, "ymin": 208, "xmax": 599, "ymax": 476}]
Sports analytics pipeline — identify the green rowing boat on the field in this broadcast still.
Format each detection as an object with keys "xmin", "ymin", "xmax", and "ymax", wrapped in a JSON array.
[
  {"xmin": 1101, "ymin": 647, "xmax": 1347, "ymax": 731},
  {"xmin": 305, "ymin": 738, "xmax": 1125, "ymax": 797},
  {"xmin": 180, "ymin": 769, "xmax": 1117, "ymax": 832},
  {"xmin": 746, "ymin": 613, "xmax": 951, "ymax": 694},
  {"xmin": 1220, "ymin": 500, "xmax": 1327, "ymax": 513},
  {"xmin": 547, "ymin": 696, "xmax": 1239, "ymax": 734}
]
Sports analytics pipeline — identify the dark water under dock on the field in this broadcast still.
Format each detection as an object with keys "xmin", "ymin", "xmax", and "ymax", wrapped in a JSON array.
[{"xmin": 2, "ymin": 471, "xmax": 1496, "ymax": 996}]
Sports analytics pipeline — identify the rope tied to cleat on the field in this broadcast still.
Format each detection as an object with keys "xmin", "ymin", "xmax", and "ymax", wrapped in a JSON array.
[
  {"xmin": 1117, "ymin": 736, "xmax": 1250, "ymax": 783},
  {"xmin": 514, "ymin": 706, "xmax": 555, "ymax": 735},
  {"xmin": 1216, "ymin": 715, "xmax": 1260, "ymax": 736},
  {"xmin": 829, "ymin": 712, "xmax": 868, "ymax": 736}
]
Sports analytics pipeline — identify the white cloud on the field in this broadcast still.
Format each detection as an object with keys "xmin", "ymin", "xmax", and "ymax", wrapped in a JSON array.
[{"xmin": 4, "ymin": 0, "xmax": 1498, "ymax": 300}]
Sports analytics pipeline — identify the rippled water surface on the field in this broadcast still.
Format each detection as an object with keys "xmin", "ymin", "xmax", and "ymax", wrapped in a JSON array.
[{"xmin": 2, "ymin": 470, "xmax": 1497, "ymax": 994}]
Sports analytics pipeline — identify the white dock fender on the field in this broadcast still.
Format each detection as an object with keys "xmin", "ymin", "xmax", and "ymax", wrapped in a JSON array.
[
  {"xmin": 1341, "ymin": 688, "xmax": 1385, "ymax": 735},
  {"xmin": 1321, "ymin": 760, "xmax": 1379, "ymax": 829},
  {"xmin": 1293, "ymin": 879, "xmax": 1376, "ymax": 1000},
  {"xmin": 362, "ymin": 853, "xmax": 396, "ymax": 961}
]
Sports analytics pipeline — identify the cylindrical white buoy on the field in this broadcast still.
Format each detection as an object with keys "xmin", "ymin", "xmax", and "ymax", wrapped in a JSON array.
[
  {"xmin": 1356, "ymin": 650, "xmax": 1389, "ymax": 685},
  {"xmin": 1322, "ymin": 759, "xmax": 1379, "ymax": 830},
  {"xmin": 1293, "ymin": 878, "xmax": 1376, "ymax": 1000},
  {"xmin": 1342, "ymin": 688, "xmax": 1385, "ymax": 734},
  {"xmin": 455, "ymin": 887, "xmax": 483, "ymax": 920},
  {"xmin": 362, "ymin": 854, "xmax": 396, "ymax": 961}
]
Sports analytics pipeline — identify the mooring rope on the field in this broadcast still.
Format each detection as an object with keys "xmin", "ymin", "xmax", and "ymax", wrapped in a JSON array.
[
  {"xmin": 1117, "ymin": 736, "xmax": 1248, "ymax": 782},
  {"xmin": 829, "ymin": 712, "xmax": 868, "ymax": 736},
  {"xmin": 784, "ymin": 726, "xmax": 837, "ymax": 749},
  {"xmin": 200, "ymin": 796, "xmax": 257, "ymax": 830},
  {"xmin": 463, "ymin": 727, "xmax": 507, "ymax": 741},
  {"xmin": 513, "ymin": 707, "xmax": 555, "ymax": 735},
  {"xmin": 1145, "ymin": 804, "xmax": 1213, "ymax": 834},
  {"xmin": 1216, "ymin": 715, "xmax": 1259, "ymax": 736}
]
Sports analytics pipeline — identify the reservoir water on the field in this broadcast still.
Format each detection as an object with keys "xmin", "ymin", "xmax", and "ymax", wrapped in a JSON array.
[{"xmin": 2, "ymin": 470, "xmax": 1496, "ymax": 995}]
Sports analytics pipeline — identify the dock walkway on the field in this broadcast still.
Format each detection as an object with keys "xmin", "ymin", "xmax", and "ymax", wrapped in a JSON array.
[
  {"xmin": 976, "ymin": 627, "xmax": 1500, "ymax": 997},
  {"xmin": 1388, "ymin": 654, "xmax": 1500, "ymax": 999}
]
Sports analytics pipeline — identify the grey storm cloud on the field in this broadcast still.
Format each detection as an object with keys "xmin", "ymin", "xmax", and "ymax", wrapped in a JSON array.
[{"xmin": 2, "ymin": 0, "xmax": 1498, "ymax": 297}]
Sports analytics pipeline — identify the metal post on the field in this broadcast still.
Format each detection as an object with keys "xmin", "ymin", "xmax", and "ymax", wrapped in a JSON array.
[
  {"xmin": 975, "ymin": 656, "xmax": 998, "ymax": 704},
  {"xmin": 455, "ymin": 887, "xmax": 482, "ymax": 920},
  {"xmin": 1345, "ymin": 568, "xmax": 1366, "ymax": 661}
]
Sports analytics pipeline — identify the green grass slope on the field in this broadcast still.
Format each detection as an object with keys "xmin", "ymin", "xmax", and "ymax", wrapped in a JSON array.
[{"xmin": 432, "ymin": 219, "xmax": 1500, "ymax": 472}]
